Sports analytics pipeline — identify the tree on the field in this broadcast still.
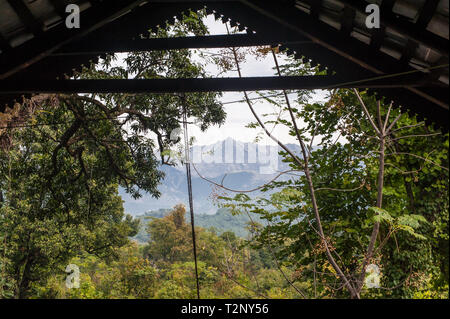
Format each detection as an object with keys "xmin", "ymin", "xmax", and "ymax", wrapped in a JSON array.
[
  {"xmin": 0, "ymin": 10, "xmax": 225, "ymax": 298},
  {"xmin": 0, "ymin": 96, "xmax": 139, "ymax": 297},
  {"xmin": 218, "ymin": 35, "xmax": 448, "ymax": 298},
  {"xmin": 144, "ymin": 205, "xmax": 194, "ymax": 264}
]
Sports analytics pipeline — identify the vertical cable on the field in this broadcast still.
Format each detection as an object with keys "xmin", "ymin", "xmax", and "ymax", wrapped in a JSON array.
[{"xmin": 181, "ymin": 94, "xmax": 200, "ymax": 299}]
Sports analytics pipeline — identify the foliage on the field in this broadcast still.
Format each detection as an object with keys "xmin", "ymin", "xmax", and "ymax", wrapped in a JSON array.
[
  {"xmin": 0, "ymin": 10, "xmax": 224, "ymax": 299},
  {"xmin": 133, "ymin": 207, "xmax": 265, "ymax": 242},
  {"xmin": 33, "ymin": 206, "xmax": 300, "ymax": 299},
  {"xmin": 220, "ymin": 53, "xmax": 449, "ymax": 298}
]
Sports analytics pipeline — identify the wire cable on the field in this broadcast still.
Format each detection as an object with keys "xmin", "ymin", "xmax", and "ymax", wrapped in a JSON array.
[{"xmin": 181, "ymin": 94, "xmax": 201, "ymax": 299}]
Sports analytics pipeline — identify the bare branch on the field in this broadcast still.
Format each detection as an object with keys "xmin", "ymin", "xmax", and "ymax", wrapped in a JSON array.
[
  {"xmin": 389, "ymin": 133, "xmax": 442, "ymax": 141},
  {"xmin": 315, "ymin": 180, "xmax": 365, "ymax": 192},
  {"xmin": 390, "ymin": 122, "xmax": 425, "ymax": 133},
  {"xmin": 353, "ymin": 91, "xmax": 386, "ymax": 295},
  {"xmin": 224, "ymin": 24, "xmax": 305, "ymax": 169},
  {"xmin": 192, "ymin": 163, "xmax": 301, "ymax": 193},
  {"xmin": 383, "ymin": 101, "xmax": 393, "ymax": 132},
  {"xmin": 352, "ymin": 89, "xmax": 381, "ymax": 136},
  {"xmin": 376, "ymin": 100, "xmax": 384, "ymax": 131},
  {"xmin": 385, "ymin": 151, "xmax": 449, "ymax": 171},
  {"xmin": 271, "ymin": 49, "xmax": 359, "ymax": 298},
  {"xmin": 385, "ymin": 113, "xmax": 402, "ymax": 134}
]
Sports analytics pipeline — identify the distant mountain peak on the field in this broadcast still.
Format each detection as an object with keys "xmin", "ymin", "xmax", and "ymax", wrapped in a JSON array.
[{"xmin": 122, "ymin": 138, "xmax": 302, "ymax": 216}]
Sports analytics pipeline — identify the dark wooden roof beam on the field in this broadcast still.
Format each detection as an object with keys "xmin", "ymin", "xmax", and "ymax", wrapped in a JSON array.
[
  {"xmin": 6, "ymin": 0, "xmax": 44, "ymax": 36},
  {"xmin": 0, "ymin": 73, "xmax": 440, "ymax": 94},
  {"xmin": 399, "ymin": 39, "xmax": 418, "ymax": 68},
  {"xmin": 0, "ymin": 33, "xmax": 11, "ymax": 52},
  {"xmin": 370, "ymin": 25, "xmax": 386, "ymax": 50},
  {"xmin": 239, "ymin": 0, "xmax": 448, "ymax": 111},
  {"xmin": 425, "ymin": 57, "xmax": 449, "ymax": 82},
  {"xmin": 48, "ymin": 0, "xmax": 69, "ymax": 18},
  {"xmin": 341, "ymin": 6, "xmax": 356, "ymax": 36},
  {"xmin": 53, "ymin": 33, "xmax": 311, "ymax": 55},
  {"xmin": 380, "ymin": 0, "xmax": 395, "ymax": 12},
  {"xmin": 305, "ymin": 0, "xmax": 323, "ymax": 19},
  {"xmin": 338, "ymin": 0, "xmax": 448, "ymax": 57},
  {"xmin": 416, "ymin": 0, "xmax": 440, "ymax": 29},
  {"xmin": 0, "ymin": 0, "xmax": 149, "ymax": 80}
]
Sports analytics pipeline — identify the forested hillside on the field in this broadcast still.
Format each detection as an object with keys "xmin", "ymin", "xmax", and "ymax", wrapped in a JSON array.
[
  {"xmin": 32, "ymin": 205, "xmax": 290, "ymax": 299},
  {"xmin": 133, "ymin": 207, "xmax": 265, "ymax": 242},
  {"xmin": 120, "ymin": 140, "xmax": 301, "ymax": 215}
]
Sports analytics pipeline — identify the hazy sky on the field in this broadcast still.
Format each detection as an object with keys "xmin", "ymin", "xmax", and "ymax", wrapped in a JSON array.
[
  {"xmin": 113, "ymin": 14, "xmax": 329, "ymax": 148},
  {"xmin": 186, "ymin": 15, "xmax": 328, "ymax": 146}
]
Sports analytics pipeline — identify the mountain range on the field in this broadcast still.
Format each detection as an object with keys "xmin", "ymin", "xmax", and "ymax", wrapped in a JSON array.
[{"xmin": 121, "ymin": 138, "xmax": 302, "ymax": 216}]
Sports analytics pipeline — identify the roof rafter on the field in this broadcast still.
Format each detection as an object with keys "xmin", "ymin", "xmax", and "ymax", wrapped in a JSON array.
[
  {"xmin": 0, "ymin": 0, "xmax": 149, "ymax": 80},
  {"xmin": 48, "ymin": 0, "xmax": 69, "ymax": 18},
  {"xmin": 368, "ymin": 0, "xmax": 394, "ymax": 50},
  {"xmin": 338, "ymin": 0, "xmax": 448, "ymax": 57},
  {"xmin": 370, "ymin": 25, "xmax": 386, "ymax": 51},
  {"xmin": 340, "ymin": 6, "xmax": 356, "ymax": 36},
  {"xmin": 305, "ymin": 0, "xmax": 323, "ymax": 19},
  {"xmin": 6, "ymin": 0, "xmax": 44, "ymax": 36},
  {"xmin": 238, "ymin": 0, "xmax": 448, "ymax": 111},
  {"xmin": 0, "ymin": 73, "xmax": 437, "ymax": 94},
  {"xmin": 209, "ymin": 0, "xmax": 447, "ymax": 127},
  {"xmin": 380, "ymin": 0, "xmax": 395, "ymax": 12},
  {"xmin": 0, "ymin": 33, "xmax": 11, "ymax": 52},
  {"xmin": 53, "ymin": 33, "xmax": 310, "ymax": 55},
  {"xmin": 0, "ymin": 0, "xmax": 447, "ymax": 128},
  {"xmin": 416, "ymin": 0, "xmax": 440, "ymax": 29},
  {"xmin": 399, "ymin": 39, "xmax": 418, "ymax": 68}
]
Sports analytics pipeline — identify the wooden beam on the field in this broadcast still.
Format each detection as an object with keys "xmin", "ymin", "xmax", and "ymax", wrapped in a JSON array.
[
  {"xmin": 425, "ymin": 57, "xmax": 449, "ymax": 82},
  {"xmin": 0, "ymin": 33, "xmax": 11, "ymax": 52},
  {"xmin": 0, "ymin": 0, "xmax": 149, "ymax": 80},
  {"xmin": 5, "ymin": 2, "xmax": 210, "ymax": 80},
  {"xmin": 399, "ymin": 39, "xmax": 418, "ymax": 68},
  {"xmin": 48, "ymin": 0, "xmax": 69, "ymax": 18},
  {"xmin": 304, "ymin": 0, "xmax": 323, "ymax": 19},
  {"xmin": 238, "ymin": 0, "xmax": 449, "ymax": 111},
  {"xmin": 340, "ymin": 6, "xmax": 356, "ymax": 36},
  {"xmin": 337, "ymin": 0, "xmax": 448, "ymax": 57},
  {"xmin": 380, "ymin": 0, "xmax": 395, "ymax": 12},
  {"xmin": 53, "ymin": 34, "xmax": 311, "ymax": 55},
  {"xmin": 6, "ymin": 0, "xmax": 44, "ymax": 36},
  {"xmin": 240, "ymin": 1, "xmax": 403, "ymax": 75},
  {"xmin": 416, "ymin": 0, "xmax": 440, "ymax": 29},
  {"xmin": 209, "ymin": 2, "xmax": 373, "ymax": 76},
  {"xmin": 0, "ymin": 74, "xmax": 439, "ymax": 94},
  {"xmin": 370, "ymin": 25, "xmax": 386, "ymax": 50},
  {"xmin": 0, "ymin": 1, "xmax": 213, "ymax": 113}
]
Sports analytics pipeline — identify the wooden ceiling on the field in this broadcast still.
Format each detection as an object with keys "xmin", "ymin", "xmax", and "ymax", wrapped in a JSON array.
[{"xmin": 0, "ymin": 0, "xmax": 448, "ymax": 128}]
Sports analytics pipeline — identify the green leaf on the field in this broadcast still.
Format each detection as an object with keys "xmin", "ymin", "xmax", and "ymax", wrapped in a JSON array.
[
  {"xmin": 396, "ymin": 224, "xmax": 427, "ymax": 240},
  {"xmin": 396, "ymin": 214, "xmax": 427, "ymax": 229},
  {"xmin": 368, "ymin": 207, "xmax": 394, "ymax": 224}
]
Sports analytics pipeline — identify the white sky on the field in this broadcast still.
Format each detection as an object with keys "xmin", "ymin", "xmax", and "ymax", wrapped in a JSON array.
[
  {"xmin": 113, "ymin": 14, "xmax": 331, "ymax": 148},
  {"xmin": 184, "ymin": 15, "xmax": 329, "ymax": 146}
]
